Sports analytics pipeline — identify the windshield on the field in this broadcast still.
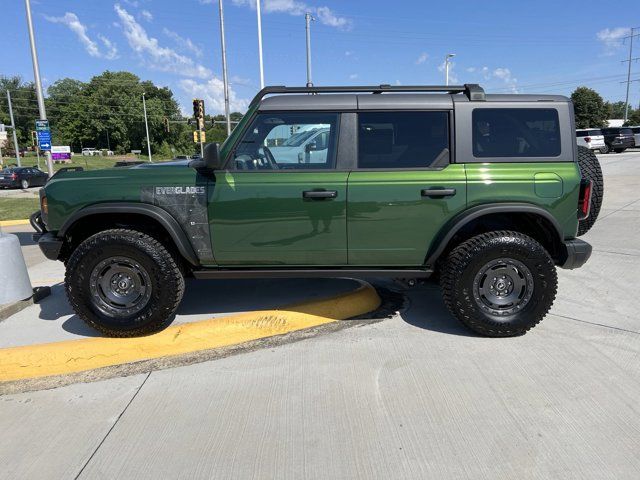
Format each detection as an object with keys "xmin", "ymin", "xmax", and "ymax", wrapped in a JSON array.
[{"xmin": 280, "ymin": 129, "xmax": 318, "ymax": 147}]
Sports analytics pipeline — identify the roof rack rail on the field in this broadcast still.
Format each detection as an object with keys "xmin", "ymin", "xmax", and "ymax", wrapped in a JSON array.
[{"xmin": 249, "ymin": 83, "xmax": 485, "ymax": 106}]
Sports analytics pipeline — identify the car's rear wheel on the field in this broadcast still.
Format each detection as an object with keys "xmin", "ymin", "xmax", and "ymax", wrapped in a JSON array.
[
  {"xmin": 576, "ymin": 145, "xmax": 604, "ymax": 236},
  {"xmin": 614, "ymin": 148, "xmax": 625, "ymax": 153},
  {"xmin": 20, "ymin": 179, "xmax": 29, "ymax": 189},
  {"xmin": 440, "ymin": 231, "xmax": 557, "ymax": 337},
  {"xmin": 65, "ymin": 229, "xmax": 185, "ymax": 337},
  {"xmin": 599, "ymin": 145, "xmax": 609, "ymax": 154}
]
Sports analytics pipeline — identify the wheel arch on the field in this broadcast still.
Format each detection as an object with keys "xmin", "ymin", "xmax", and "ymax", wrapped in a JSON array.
[
  {"xmin": 425, "ymin": 203, "xmax": 566, "ymax": 267},
  {"xmin": 59, "ymin": 203, "xmax": 200, "ymax": 266}
]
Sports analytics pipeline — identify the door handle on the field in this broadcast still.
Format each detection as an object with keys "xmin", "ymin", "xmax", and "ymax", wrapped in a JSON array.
[
  {"xmin": 303, "ymin": 190, "xmax": 338, "ymax": 200},
  {"xmin": 421, "ymin": 188, "xmax": 456, "ymax": 198}
]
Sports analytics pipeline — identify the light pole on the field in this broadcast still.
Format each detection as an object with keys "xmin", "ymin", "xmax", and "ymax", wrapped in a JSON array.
[
  {"xmin": 445, "ymin": 53, "xmax": 456, "ymax": 86},
  {"xmin": 218, "ymin": 0, "xmax": 231, "ymax": 136},
  {"xmin": 142, "ymin": 92, "xmax": 152, "ymax": 162},
  {"xmin": 24, "ymin": 0, "xmax": 54, "ymax": 177},
  {"xmin": 256, "ymin": 0, "xmax": 265, "ymax": 89},
  {"xmin": 6, "ymin": 91, "xmax": 21, "ymax": 166},
  {"xmin": 305, "ymin": 12, "xmax": 315, "ymax": 87}
]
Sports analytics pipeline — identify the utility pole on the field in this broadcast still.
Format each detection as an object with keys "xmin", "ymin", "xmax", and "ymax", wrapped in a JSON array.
[
  {"xmin": 25, "ymin": 0, "xmax": 53, "ymax": 177},
  {"xmin": 6, "ymin": 91, "xmax": 21, "ymax": 166},
  {"xmin": 256, "ymin": 0, "xmax": 265, "ymax": 89},
  {"xmin": 142, "ymin": 92, "xmax": 152, "ymax": 162},
  {"xmin": 445, "ymin": 53, "xmax": 456, "ymax": 86},
  {"xmin": 622, "ymin": 27, "xmax": 640, "ymax": 123},
  {"xmin": 305, "ymin": 12, "xmax": 315, "ymax": 87},
  {"xmin": 218, "ymin": 0, "xmax": 231, "ymax": 136}
]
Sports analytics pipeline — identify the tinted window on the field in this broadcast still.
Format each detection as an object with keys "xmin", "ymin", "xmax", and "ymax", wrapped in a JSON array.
[
  {"xmin": 621, "ymin": 128, "xmax": 633, "ymax": 136},
  {"xmin": 576, "ymin": 131, "xmax": 588, "ymax": 137},
  {"xmin": 473, "ymin": 108, "xmax": 561, "ymax": 158},
  {"xmin": 589, "ymin": 130, "xmax": 603, "ymax": 136},
  {"xmin": 631, "ymin": 127, "xmax": 640, "ymax": 134},
  {"xmin": 358, "ymin": 111, "xmax": 449, "ymax": 168},
  {"xmin": 231, "ymin": 112, "xmax": 338, "ymax": 170}
]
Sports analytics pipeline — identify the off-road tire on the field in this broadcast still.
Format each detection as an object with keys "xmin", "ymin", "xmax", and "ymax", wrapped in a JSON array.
[
  {"xmin": 576, "ymin": 145, "xmax": 604, "ymax": 236},
  {"xmin": 65, "ymin": 229, "xmax": 185, "ymax": 337},
  {"xmin": 440, "ymin": 231, "xmax": 557, "ymax": 337}
]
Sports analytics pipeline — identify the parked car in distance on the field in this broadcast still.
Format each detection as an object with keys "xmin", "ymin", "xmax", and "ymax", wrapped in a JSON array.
[
  {"xmin": 600, "ymin": 127, "xmax": 635, "ymax": 153},
  {"xmin": 0, "ymin": 166, "xmax": 48, "ymax": 189},
  {"xmin": 629, "ymin": 126, "xmax": 640, "ymax": 147},
  {"xmin": 268, "ymin": 127, "xmax": 331, "ymax": 164},
  {"xmin": 576, "ymin": 129, "xmax": 606, "ymax": 152},
  {"xmin": 81, "ymin": 148, "xmax": 100, "ymax": 156}
]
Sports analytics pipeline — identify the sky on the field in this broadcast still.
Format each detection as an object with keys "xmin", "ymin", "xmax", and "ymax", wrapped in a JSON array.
[{"xmin": 2, "ymin": 0, "xmax": 639, "ymax": 115}]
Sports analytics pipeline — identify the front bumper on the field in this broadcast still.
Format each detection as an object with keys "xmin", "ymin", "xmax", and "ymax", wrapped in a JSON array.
[
  {"xmin": 560, "ymin": 238, "xmax": 592, "ymax": 270},
  {"xmin": 37, "ymin": 232, "xmax": 64, "ymax": 261}
]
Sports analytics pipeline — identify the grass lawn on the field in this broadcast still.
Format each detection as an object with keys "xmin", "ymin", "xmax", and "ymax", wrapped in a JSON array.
[{"xmin": 0, "ymin": 197, "xmax": 40, "ymax": 222}]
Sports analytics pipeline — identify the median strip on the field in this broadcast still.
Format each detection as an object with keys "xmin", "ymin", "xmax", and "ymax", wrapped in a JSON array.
[
  {"xmin": 0, "ymin": 219, "xmax": 30, "ymax": 227},
  {"xmin": 0, "ymin": 281, "xmax": 380, "ymax": 382}
]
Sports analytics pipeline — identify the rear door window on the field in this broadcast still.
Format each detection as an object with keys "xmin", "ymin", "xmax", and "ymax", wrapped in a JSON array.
[
  {"xmin": 357, "ymin": 111, "xmax": 449, "ymax": 169},
  {"xmin": 473, "ymin": 108, "xmax": 561, "ymax": 158}
]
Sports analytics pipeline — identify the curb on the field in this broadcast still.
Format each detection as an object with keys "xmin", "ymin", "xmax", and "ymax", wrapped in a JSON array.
[
  {"xmin": 0, "ymin": 287, "xmax": 51, "ymax": 323},
  {"xmin": 0, "ymin": 281, "xmax": 381, "ymax": 384},
  {"xmin": 0, "ymin": 219, "xmax": 30, "ymax": 227}
]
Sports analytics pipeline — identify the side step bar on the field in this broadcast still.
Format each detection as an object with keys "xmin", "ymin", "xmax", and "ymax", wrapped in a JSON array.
[{"xmin": 192, "ymin": 269, "xmax": 433, "ymax": 280}]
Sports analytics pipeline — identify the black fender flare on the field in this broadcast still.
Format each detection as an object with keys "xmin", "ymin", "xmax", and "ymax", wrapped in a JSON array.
[
  {"xmin": 59, "ymin": 203, "xmax": 200, "ymax": 266},
  {"xmin": 425, "ymin": 202, "xmax": 565, "ymax": 266}
]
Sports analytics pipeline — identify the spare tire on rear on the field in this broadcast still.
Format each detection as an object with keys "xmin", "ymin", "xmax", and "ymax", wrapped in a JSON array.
[{"xmin": 576, "ymin": 146, "xmax": 603, "ymax": 236}]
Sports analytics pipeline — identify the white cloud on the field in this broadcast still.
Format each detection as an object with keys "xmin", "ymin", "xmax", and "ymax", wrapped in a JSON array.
[
  {"xmin": 45, "ymin": 12, "xmax": 118, "ymax": 60},
  {"xmin": 140, "ymin": 9, "xmax": 153, "ymax": 22},
  {"xmin": 230, "ymin": 75, "xmax": 252, "ymax": 86},
  {"xmin": 228, "ymin": 0, "xmax": 351, "ymax": 29},
  {"xmin": 163, "ymin": 28, "xmax": 204, "ymax": 58},
  {"xmin": 492, "ymin": 67, "xmax": 518, "ymax": 92},
  {"xmin": 597, "ymin": 27, "xmax": 630, "ymax": 55},
  {"xmin": 466, "ymin": 67, "xmax": 476, "ymax": 73},
  {"xmin": 345, "ymin": 50, "xmax": 354, "ymax": 57},
  {"xmin": 114, "ymin": 4, "xmax": 211, "ymax": 78},
  {"xmin": 348, "ymin": 73, "xmax": 358, "ymax": 80},
  {"xmin": 98, "ymin": 35, "xmax": 119, "ymax": 60},
  {"xmin": 179, "ymin": 78, "xmax": 249, "ymax": 114},
  {"xmin": 415, "ymin": 52, "xmax": 429, "ymax": 65}
]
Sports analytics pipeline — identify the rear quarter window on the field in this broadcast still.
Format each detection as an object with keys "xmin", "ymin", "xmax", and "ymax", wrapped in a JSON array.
[{"xmin": 473, "ymin": 108, "xmax": 561, "ymax": 158}]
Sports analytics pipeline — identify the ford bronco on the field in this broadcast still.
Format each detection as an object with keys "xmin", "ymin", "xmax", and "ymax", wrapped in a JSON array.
[{"xmin": 32, "ymin": 84, "xmax": 602, "ymax": 338}]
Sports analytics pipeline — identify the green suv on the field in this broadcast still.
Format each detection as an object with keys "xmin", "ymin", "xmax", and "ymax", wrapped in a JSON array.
[{"xmin": 32, "ymin": 84, "xmax": 601, "ymax": 338}]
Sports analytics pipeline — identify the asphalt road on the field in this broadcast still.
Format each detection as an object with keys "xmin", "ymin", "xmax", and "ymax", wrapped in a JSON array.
[{"xmin": 1, "ymin": 151, "xmax": 640, "ymax": 479}]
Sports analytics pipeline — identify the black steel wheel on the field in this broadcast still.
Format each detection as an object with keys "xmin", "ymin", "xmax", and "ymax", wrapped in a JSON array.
[
  {"xmin": 66, "ymin": 229, "xmax": 185, "ymax": 337},
  {"xmin": 440, "ymin": 231, "xmax": 557, "ymax": 337}
]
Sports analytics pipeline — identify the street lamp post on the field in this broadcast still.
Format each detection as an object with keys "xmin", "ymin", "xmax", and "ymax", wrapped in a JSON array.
[
  {"xmin": 142, "ymin": 92, "xmax": 152, "ymax": 163},
  {"xmin": 305, "ymin": 12, "xmax": 315, "ymax": 87},
  {"xmin": 24, "ymin": 0, "xmax": 54, "ymax": 177},
  {"xmin": 256, "ymin": 0, "xmax": 265, "ymax": 89},
  {"xmin": 445, "ymin": 53, "xmax": 456, "ymax": 86},
  {"xmin": 218, "ymin": 0, "xmax": 231, "ymax": 136}
]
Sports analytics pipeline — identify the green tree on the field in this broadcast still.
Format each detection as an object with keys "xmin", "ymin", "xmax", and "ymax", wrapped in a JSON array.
[
  {"xmin": 571, "ymin": 87, "xmax": 608, "ymax": 129},
  {"xmin": 0, "ymin": 76, "xmax": 39, "ymax": 150},
  {"xmin": 605, "ymin": 101, "xmax": 628, "ymax": 119}
]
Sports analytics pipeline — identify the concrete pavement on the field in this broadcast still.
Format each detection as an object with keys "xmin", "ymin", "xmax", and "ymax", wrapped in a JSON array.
[{"xmin": 1, "ymin": 152, "xmax": 639, "ymax": 479}]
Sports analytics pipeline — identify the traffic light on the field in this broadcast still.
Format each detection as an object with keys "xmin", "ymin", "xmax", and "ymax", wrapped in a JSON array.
[
  {"xmin": 192, "ymin": 99, "xmax": 205, "ymax": 130},
  {"xmin": 163, "ymin": 117, "xmax": 170, "ymax": 133}
]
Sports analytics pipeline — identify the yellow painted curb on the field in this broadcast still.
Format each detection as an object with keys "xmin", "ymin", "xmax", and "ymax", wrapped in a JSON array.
[
  {"xmin": 0, "ymin": 282, "xmax": 381, "ymax": 382},
  {"xmin": 0, "ymin": 219, "xmax": 30, "ymax": 227}
]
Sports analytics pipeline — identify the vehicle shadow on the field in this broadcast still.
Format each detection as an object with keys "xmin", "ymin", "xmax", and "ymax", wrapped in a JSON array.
[
  {"xmin": 398, "ymin": 283, "xmax": 479, "ymax": 337},
  {"xmin": 36, "ymin": 277, "xmax": 360, "ymax": 338}
]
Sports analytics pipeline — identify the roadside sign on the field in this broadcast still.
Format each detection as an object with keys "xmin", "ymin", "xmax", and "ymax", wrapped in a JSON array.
[
  {"xmin": 193, "ymin": 131, "xmax": 205, "ymax": 143},
  {"xmin": 35, "ymin": 119, "xmax": 49, "ymax": 131},
  {"xmin": 51, "ymin": 145, "xmax": 71, "ymax": 162},
  {"xmin": 37, "ymin": 130, "xmax": 52, "ymax": 151}
]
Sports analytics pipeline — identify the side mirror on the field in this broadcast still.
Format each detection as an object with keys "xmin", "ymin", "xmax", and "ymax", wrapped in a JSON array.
[
  {"xmin": 305, "ymin": 142, "xmax": 317, "ymax": 153},
  {"xmin": 192, "ymin": 143, "xmax": 222, "ymax": 170}
]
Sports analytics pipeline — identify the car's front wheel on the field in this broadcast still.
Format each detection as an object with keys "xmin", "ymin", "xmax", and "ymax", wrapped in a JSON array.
[
  {"xmin": 440, "ymin": 231, "xmax": 557, "ymax": 337},
  {"xmin": 65, "ymin": 229, "xmax": 185, "ymax": 337}
]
